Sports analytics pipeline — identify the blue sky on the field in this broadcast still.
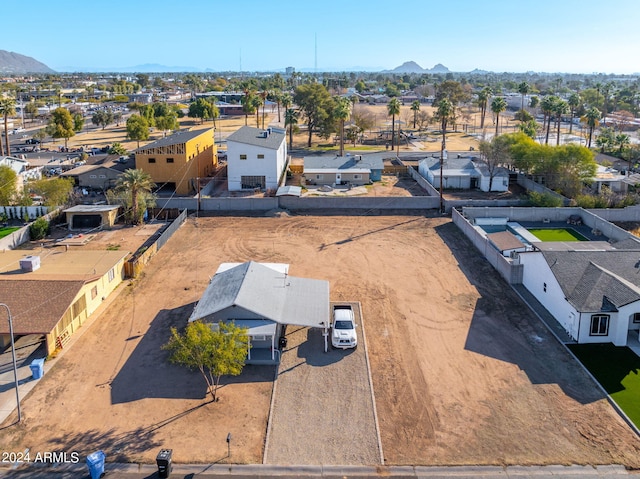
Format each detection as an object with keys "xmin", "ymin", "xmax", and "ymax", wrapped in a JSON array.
[{"xmin": 3, "ymin": 0, "xmax": 640, "ymax": 74}]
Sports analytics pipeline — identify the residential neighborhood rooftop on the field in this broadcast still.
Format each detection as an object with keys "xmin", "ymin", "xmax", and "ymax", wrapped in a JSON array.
[
  {"xmin": 0, "ymin": 249, "xmax": 128, "ymax": 281},
  {"xmin": 303, "ymin": 154, "xmax": 384, "ymax": 171},
  {"xmin": 136, "ymin": 127, "xmax": 213, "ymax": 150},
  {"xmin": 226, "ymin": 126, "xmax": 286, "ymax": 150},
  {"xmin": 540, "ymin": 248, "xmax": 640, "ymax": 311}
]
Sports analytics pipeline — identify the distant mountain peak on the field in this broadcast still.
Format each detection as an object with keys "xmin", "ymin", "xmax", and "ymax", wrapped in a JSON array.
[
  {"xmin": 387, "ymin": 61, "xmax": 449, "ymax": 74},
  {"xmin": 0, "ymin": 50, "xmax": 55, "ymax": 74}
]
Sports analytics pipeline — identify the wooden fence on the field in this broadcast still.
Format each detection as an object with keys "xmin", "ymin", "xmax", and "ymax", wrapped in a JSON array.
[{"xmin": 124, "ymin": 209, "xmax": 188, "ymax": 278}]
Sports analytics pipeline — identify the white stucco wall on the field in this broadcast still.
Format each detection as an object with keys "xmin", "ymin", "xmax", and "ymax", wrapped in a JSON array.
[
  {"xmin": 519, "ymin": 251, "xmax": 581, "ymax": 340},
  {"xmin": 479, "ymin": 173, "xmax": 509, "ymax": 192},
  {"xmin": 520, "ymin": 250, "xmax": 633, "ymax": 346},
  {"xmin": 227, "ymin": 140, "xmax": 286, "ymax": 191}
]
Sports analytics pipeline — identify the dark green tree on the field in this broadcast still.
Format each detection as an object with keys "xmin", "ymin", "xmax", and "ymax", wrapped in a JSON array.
[
  {"xmin": 126, "ymin": 114, "xmax": 150, "ymax": 148},
  {"xmin": 46, "ymin": 107, "xmax": 75, "ymax": 149},
  {"xmin": 293, "ymin": 83, "xmax": 333, "ymax": 148}
]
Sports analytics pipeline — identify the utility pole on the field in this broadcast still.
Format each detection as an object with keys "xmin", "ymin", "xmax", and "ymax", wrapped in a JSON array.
[{"xmin": 0, "ymin": 303, "xmax": 21, "ymax": 423}]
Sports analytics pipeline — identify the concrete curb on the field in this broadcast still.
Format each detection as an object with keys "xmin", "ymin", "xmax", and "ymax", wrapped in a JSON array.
[{"xmin": 358, "ymin": 300, "xmax": 385, "ymax": 464}]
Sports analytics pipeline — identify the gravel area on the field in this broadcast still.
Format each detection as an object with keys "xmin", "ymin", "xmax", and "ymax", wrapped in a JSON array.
[{"xmin": 265, "ymin": 303, "xmax": 381, "ymax": 465}]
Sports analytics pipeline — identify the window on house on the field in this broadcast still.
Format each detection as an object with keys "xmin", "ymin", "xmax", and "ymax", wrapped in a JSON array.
[
  {"xmin": 633, "ymin": 313, "xmax": 640, "ymax": 323},
  {"xmin": 108, "ymin": 268, "xmax": 115, "ymax": 282},
  {"xmin": 148, "ymin": 158, "xmax": 156, "ymax": 163},
  {"xmin": 590, "ymin": 314, "xmax": 610, "ymax": 336},
  {"xmin": 99, "ymin": 175, "xmax": 106, "ymax": 178},
  {"xmin": 240, "ymin": 154, "xmax": 247, "ymax": 160},
  {"xmin": 353, "ymin": 174, "xmax": 362, "ymax": 180},
  {"xmin": 166, "ymin": 158, "xmax": 174, "ymax": 163},
  {"xmin": 316, "ymin": 175, "xmax": 323, "ymax": 180},
  {"xmin": 89, "ymin": 174, "xmax": 97, "ymax": 179},
  {"xmin": 91, "ymin": 286, "xmax": 98, "ymax": 299},
  {"xmin": 257, "ymin": 154, "xmax": 264, "ymax": 159}
]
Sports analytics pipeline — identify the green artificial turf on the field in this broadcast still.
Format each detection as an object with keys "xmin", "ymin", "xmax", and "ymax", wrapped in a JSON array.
[
  {"xmin": 528, "ymin": 228, "xmax": 588, "ymax": 242},
  {"xmin": 569, "ymin": 343, "xmax": 640, "ymax": 428},
  {"xmin": 0, "ymin": 227, "xmax": 21, "ymax": 239}
]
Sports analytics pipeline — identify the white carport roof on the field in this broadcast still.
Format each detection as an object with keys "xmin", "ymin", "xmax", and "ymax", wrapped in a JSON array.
[{"xmin": 189, "ymin": 261, "xmax": 330, "ymax": 329}]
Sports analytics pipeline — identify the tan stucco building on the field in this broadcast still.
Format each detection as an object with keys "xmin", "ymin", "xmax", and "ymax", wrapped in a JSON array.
[
  {"xmin": 135, "ymin": 128, "xmax": 218, "ymax": 195},
  {"xmin": 0, "ymin": 249, "xmax": 129, "ymax": 355}
]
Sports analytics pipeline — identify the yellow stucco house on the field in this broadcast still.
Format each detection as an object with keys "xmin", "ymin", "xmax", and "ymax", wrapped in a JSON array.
[
  {"xmin": 0, "ymin": 249, "xmax": 129, "ymax": 355},
  {"xmin": 134, "ymin": 128, "xmax": 217, "ymax": 195}
]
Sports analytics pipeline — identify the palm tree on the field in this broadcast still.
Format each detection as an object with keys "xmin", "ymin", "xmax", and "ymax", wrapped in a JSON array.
[
  {"xmin": 615, "ymin": 133, "xmax": 630, "ymax": 157},
  {"xmin": 435, "ymin": 98, "xmax": 453, "ymax": 213},
  {"xmin": 252, "ymin": 95, "xmax": 263, "ymax": 128},
  {"xmin": 241, "ymin": 90, "xmax": 254, "ymax": 126},
  {"xmin": 260, "ymin": 90, "xmax": 268, "ymax": 129},
  {"xmin": 582, "ymin": 107, "xmax": 601, "ymax": 148},
  {"xmin": 334, "ymin": 96, "xmax": 352, "ymax": 157},
  {"xmin": 115, "ymin": 169, "xmax": 155, "ymax": 225},
  {"xmin": 477, "ymin": 86, "xmax": 492, "ymax": 130},
  {"xmin": 284, "ymin": 108, "xmax": 298, "ymax": 150},
  {"xmin": 410, "ymin": 100, "xmax": 420, "ymax": 129},
  {"xmin": 517, "ymin": 81, "xmax": 530, "ymax": 112},
  {"xmin": 387, "ymin": 97, "xmax": 401, "ymax": 149},
  {"xmin": 540, "ymin": 96, "xmax": 557, "ymax": 145},
  {"xmin": 0, "ymin": 98, "xmax": 17, "ymax": 156},
  {"xmin": 567, "ymin": 93, "xmax": 580, "ymax": 134},
  {"xmin": 490, "ymin": 97, "xmax": 507, "ymax": 137},
  {"xmin": 553, "ymin": 99, "xmax": 569, "ymax": 145}
]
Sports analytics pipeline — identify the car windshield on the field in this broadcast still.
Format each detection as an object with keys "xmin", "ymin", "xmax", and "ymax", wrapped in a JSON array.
[{"xmin": 334, "ymin": 320, "xmax": 353, "ymax": 330}]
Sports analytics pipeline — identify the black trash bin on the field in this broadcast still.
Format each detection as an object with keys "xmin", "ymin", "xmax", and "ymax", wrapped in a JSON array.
[{"xmin": 156, "ymin": 449, "xmax": 172, "ymax": 478}]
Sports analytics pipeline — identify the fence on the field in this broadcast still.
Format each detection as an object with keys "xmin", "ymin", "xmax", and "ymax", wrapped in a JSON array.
[
  {"xmin": 382, "ymin": 165, "xmax": 410, "ymax": 176},
  {"xmin": 452, "ymin": 208, "xmax": 524, "ymax": 284},
  {"xmin": 0, "ymin": 205, "xmax": 56, "ymax": 250},
  {"xmin": 124, "ymin": 209, "xmax": 188, "ymax": 278},
  {"xmin": 289, "ymin": 164, "xmax": 304, "ymax": 174},
  {"xmin": 516, "ymin": 175, "xmax": 570, "ymax": 205},
  {"xmin": 460, "ymin": 206, "xmax": 635, "ymax": 243}
]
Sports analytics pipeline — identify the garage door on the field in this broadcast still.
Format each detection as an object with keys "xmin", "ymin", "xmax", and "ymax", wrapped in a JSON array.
[
  {"xmin": 72, "ymin": 214, "xmax": 101, "ymax": 229},
  {"xmin": 241, "ymin": 176, "xmax": 266, "ymax": 189}
]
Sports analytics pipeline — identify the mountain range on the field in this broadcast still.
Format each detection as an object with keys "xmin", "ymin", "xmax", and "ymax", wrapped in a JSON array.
[
  {"xmin": 385, "ymin": 61, "xmax": 450, "ymax": 74},
  {"xmin": 0, "ymin": 50, "xmax": 55, "ymax": 74}
]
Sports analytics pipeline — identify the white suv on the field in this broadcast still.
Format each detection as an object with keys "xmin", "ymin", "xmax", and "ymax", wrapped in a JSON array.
[{"xmin": 331, "ymin": 306, "xmax": 357, "ymax": 349}]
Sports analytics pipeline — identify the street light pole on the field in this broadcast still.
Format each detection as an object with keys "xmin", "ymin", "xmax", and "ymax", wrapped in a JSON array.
[{"xmin": 0, "ymin": 303, "xmax": 21, "ymax": 423}]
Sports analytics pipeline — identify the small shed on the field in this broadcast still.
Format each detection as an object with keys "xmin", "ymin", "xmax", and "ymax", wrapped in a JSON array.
[{"xmin": 64, "ymin": 205, "xmax": 120, "ymax": 231}]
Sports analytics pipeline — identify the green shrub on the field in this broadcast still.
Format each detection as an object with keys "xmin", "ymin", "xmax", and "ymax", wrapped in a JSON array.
[
  {"xmin": 528, "ymin": 191, "xmax": 564, "ymax": 207},
  {"xmin": 29, "ymin": 217, "xmax": 49, "ymax": 240}
]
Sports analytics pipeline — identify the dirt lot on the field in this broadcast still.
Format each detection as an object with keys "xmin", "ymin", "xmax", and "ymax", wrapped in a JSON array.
[{"xmin": 2, "ymin": 215, "xmax": 640, "ymax": 467}]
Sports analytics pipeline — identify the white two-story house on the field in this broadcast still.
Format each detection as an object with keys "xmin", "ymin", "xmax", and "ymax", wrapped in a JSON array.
[{"xmin": 226, "ymin": 126, "xmax": 287, "ymax": 191}]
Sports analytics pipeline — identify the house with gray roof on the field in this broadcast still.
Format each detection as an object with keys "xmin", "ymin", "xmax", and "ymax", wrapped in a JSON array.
[
  {"xmin": 517, "ymin": 243, "xmax": 640, "ymax": 346},
  {"xmin": 60, "ymin": 164, "xmax": 122, "ymax": 190},
  {"xmin": 418, "ymin": 155, "xmax": 509, "ymax": 192},
  {"xmin": 189, "ymin": 261, "xmax": 330, "ymax": 364},
  {"xmin": 226, "ymin": 126, "xmax": 287, "ymax": 191},
  {"xmin": 303, "ymin": 154, "xmax": 384, "ymax": 186}
]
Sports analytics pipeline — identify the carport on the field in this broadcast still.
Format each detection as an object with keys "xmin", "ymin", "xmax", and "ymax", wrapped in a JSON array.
[
  {"xmin": 64, "ymin": 205, "xmax": 120, "ymax": 231},
  {"xmin": 189, "ymin": 261, "xmax": 330, "ymax": 364}
]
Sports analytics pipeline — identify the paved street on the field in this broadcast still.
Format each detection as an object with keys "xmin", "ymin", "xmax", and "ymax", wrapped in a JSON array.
[{"xmin": 0, "ymin": 463, "xmax": 635, "ymax": 479}]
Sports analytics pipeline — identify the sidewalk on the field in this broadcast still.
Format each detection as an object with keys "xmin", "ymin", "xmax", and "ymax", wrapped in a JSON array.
[
  {"xmin": 0, "ymin": 279, "xmax": 132, "ymax": 426},
  {"xmin": 0, "ymin": 463, "xmax": 632, "ymax": 478}
]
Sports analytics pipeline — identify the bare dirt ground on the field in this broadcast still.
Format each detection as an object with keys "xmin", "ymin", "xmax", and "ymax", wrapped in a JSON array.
[{"xmin": 2, "ymin": 215, "xmax": 640, "ymax": 468}]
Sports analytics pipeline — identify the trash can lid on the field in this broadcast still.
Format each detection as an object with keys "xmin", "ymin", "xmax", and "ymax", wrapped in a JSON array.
[
  {"xmin": 157, "ymin": 448, "xmax": 173, "ymax": 458},
  {"xmin": 86, "ymin": 451, "xmax": 105, "ymax": 463}
]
